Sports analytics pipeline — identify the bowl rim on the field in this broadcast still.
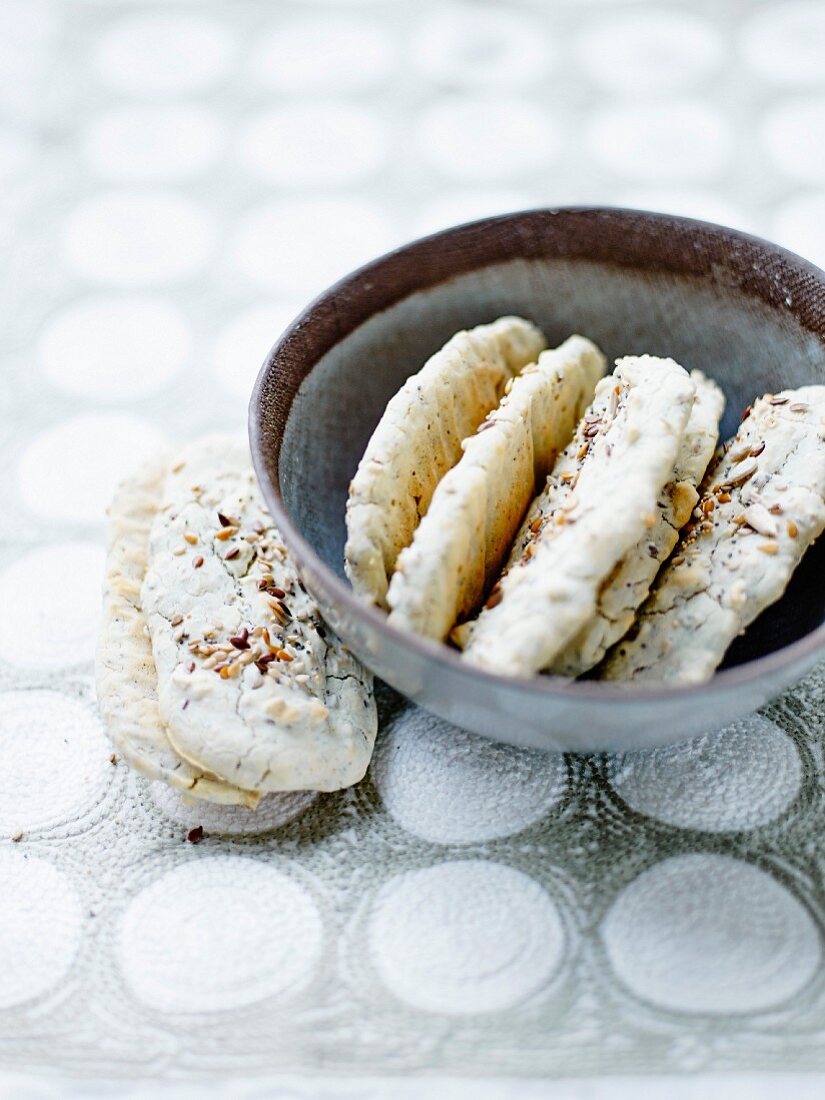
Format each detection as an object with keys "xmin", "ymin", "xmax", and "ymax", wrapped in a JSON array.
[{"xmin": 250, "ymin": 204, "xmax": 825, "ymax": 704}]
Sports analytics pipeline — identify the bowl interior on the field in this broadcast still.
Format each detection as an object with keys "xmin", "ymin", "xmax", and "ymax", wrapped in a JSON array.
[{"xmin": 274, "ymin": 217, "xmax": 825, "ymax": 672}]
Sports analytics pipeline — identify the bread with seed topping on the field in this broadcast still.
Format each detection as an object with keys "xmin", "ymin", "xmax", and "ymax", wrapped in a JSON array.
[
  {"xmin": 601, "ymin": 387, "xmax": 825, "ymax": 683},
  {"xmin": 344, "ymin": 316, "xmax": 547, "ymax": 608},
  {"xmin": 459, "ymin": 357, "xmax": 697, "ymax": 676},
  {"xmin": 142, "ymin": 436, "xmax": 377, "ymax": 793}
]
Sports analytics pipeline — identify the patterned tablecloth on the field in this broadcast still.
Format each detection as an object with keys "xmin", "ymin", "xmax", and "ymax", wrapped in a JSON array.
[{"xmin": 2, "ymin": 0, "xmax": 825, "ymax": 1095}]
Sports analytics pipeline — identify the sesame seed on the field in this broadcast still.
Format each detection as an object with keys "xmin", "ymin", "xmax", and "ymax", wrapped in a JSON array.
[
  {"xmin": 787, "ymin": 520, "xmax": 798, "ymax": 538},
  {"xmin": 171, "ymin": 614, "xmax": 184, "ymax": 627},
  {"xmin": 790, "ymin": 402, "xmax": 809, "ymax": 413},
  {"xmin": 758, "ymin": 542, "xmax": 779, "ymax": 555},
  {"xmin": 217, "ymin": 512, "xmax": 231, "ymax": 527},
  {"xmin": 225, "ymin": 547, "xmax": 240, "ymax": 561},
  {"xmin": 769, "ymin": 395, "xmax": 789, "ymax": 406},
  {"xmin": 750, "ymin": 441, "xmax": 766, "ymax": 457},
  {"xmin": 193, "ymin": 556, "xmax": 204, "ymax": 569},
  {"xmin": 186, "ymin": 826, "xmax": 204, "ymax": 844},
  {"xmin": 215, "ymin": 526, "xmax": 238, "ymax": 541},
  {"xmin": 173, "ymin": 546, "xmax": 186, "ymax": 556},
  {"xmin": 183, "ymin": 532, "xmax": 198, "ymax": 545},
  {"xmin": 171, "ymin": 461, "xmax": 186, "ymax": 474}
]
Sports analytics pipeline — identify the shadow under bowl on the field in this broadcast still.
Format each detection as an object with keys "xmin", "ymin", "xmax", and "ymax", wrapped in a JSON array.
[{"xmin": 250, "ymin": 207, "xmax": 825, "ymax": 752}]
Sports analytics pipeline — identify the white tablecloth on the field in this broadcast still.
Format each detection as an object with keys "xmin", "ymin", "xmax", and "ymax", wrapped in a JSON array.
[{"xmin": 1, "ymin": 0, "xmax": 824, "ymax": 1094}]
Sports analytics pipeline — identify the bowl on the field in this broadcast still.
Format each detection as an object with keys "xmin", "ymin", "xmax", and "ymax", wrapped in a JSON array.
[{"xmin": 250, "ymin": 207, "xmax": 825, "ymax": 752}]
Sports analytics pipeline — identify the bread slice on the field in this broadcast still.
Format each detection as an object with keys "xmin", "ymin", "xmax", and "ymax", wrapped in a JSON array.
[
  {"xmin": 141, "ymin": 436, "xmax": 377, "ymax": 793},
  {"xmin": 459, "ymin": 357, "xmax": 697, "ymax": 677},
  {"xmin": 344, "ymin": 316, "xmax": 547, "ymax": 608},
  {"xmin": 602, "ymin": 387, "xmax": 825, "ymax": 683},
  {"xmin": 550, "ymin": 370, "xmax": 725, "ymax": 676},
  {"xmin": 387, "ymin": 336, "xmax": 606, "ymax": 641}
]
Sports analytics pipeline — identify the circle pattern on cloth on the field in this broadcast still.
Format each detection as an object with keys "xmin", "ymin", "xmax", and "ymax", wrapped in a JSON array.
[
  {"xmin": 147, "ymin": 783, "xmax": 318, "ymax": 835},
  {"xmin": 61, "ymin": 192, "xmax": 215, "ymax": 286},
  {"xmin": 251, "ymin": 16, "xmax": 394, "ymax": 93},
  {"xmin": 95, "ymin": 13, "xmax": 235, "ymax": 96},
  {"xmin": 119, "ymin": 856, "xmax": 323, "ymax": 1012},
  {"xmin": 368, "ymin": 861, "xmax": 565, "ymax": 1014},
  {"xmin": 0, "ymin": 690, "xmax": 111, "ymax": 832},
  {"xmin": 38, "ymin": 296, "xmax": 190, "ymax": 402},
  {"xmin": 586, "ymin": 102, "xmax": 728, "ymax": 180},
  {"xmin": 740, "ymin": 2, "xmax": 825, "ymax": 86},
  {"xmin": 416, "ymin": 97, "xmax": 557, "ymax": 182},
  {"xmin": 82, "ymin": 105, "xmax": 223, "ymax": 183},
  {"xmin": 0, "ymin": 544, "xmax": 105, "ymax": 668},
  {"xmin": 601, "ymin": 854, "xmax": 820, "ymax": 1014},
  {"xmin": 237, "ymin": 104, "xmax": 387, "ymax": 187},
  {"xmin": 372, "ymin": 709, "xmax": 566, "ymax": 844},
  {"xmin": 0, "ymin": 851, "xmax": 83, "ymax": 1008},
  {"xmin": 772, "ymin": 192, "xmax": 825, "ymax": 270},
  {"xmin": 608, "ymin": 715, "xmax": 802, "ymax": 833},
  {"xmin": 18, "ymin": 413, "xmax": 165, "ymax": 525},
  {"xmin": 760, "ymin": 97, "xmax": 825, "ymax": 184},
  {"xmin": 411, "ymin": 6, "xmax": 550, "ymax": 88},
  {"xmin": 0, "ymin": 125, "xmax": 35, "ymax": 179},
  {"xmin": 232, "ymin": 198, "xmax": 397, "ymax": 296},
  {"xmin": 211, "ymin": 302, "xmax": 304, "ymax": 399},
  {"xmin": 577, "ymin": 11, "xmax": 722, "ymax": 92}
]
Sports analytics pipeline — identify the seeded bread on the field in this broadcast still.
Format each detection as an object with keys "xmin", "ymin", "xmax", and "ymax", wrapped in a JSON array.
[
  {"xmin": 344, "ymin": 316, "xmax": 547, "ymax": 608},
  {"xmin": 550, "ymin": 370, "xmax": 725, "ymax": 676},
  {"xmin": 142, "ymin": 436, "xmax": 377, "ymax": 793},
  {"xmin": 459, "ymin": 357, "xmax": 697, "ymax": 676},
  {"xmin": 601, "ymin": 387, "xmax": 825, "ymax": 684},
  {"xmin": 386, "ymin": 336, "xmax": 606, "ymax": 641},
  {"xmin": 95, "ymin": 455, "xmax": 259, "ymax": 807}
]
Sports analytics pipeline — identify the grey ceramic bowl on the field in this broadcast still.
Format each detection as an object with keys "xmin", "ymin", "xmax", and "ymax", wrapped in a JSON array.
[{"xmin": 250, "ymin": 207, "xmax": 825, "ymax": 752}]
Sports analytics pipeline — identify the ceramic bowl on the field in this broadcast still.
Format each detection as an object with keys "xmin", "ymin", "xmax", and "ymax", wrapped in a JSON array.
[{"xmin": 250, "ymin": 207, "xmax": 825, "ymax": 752}]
